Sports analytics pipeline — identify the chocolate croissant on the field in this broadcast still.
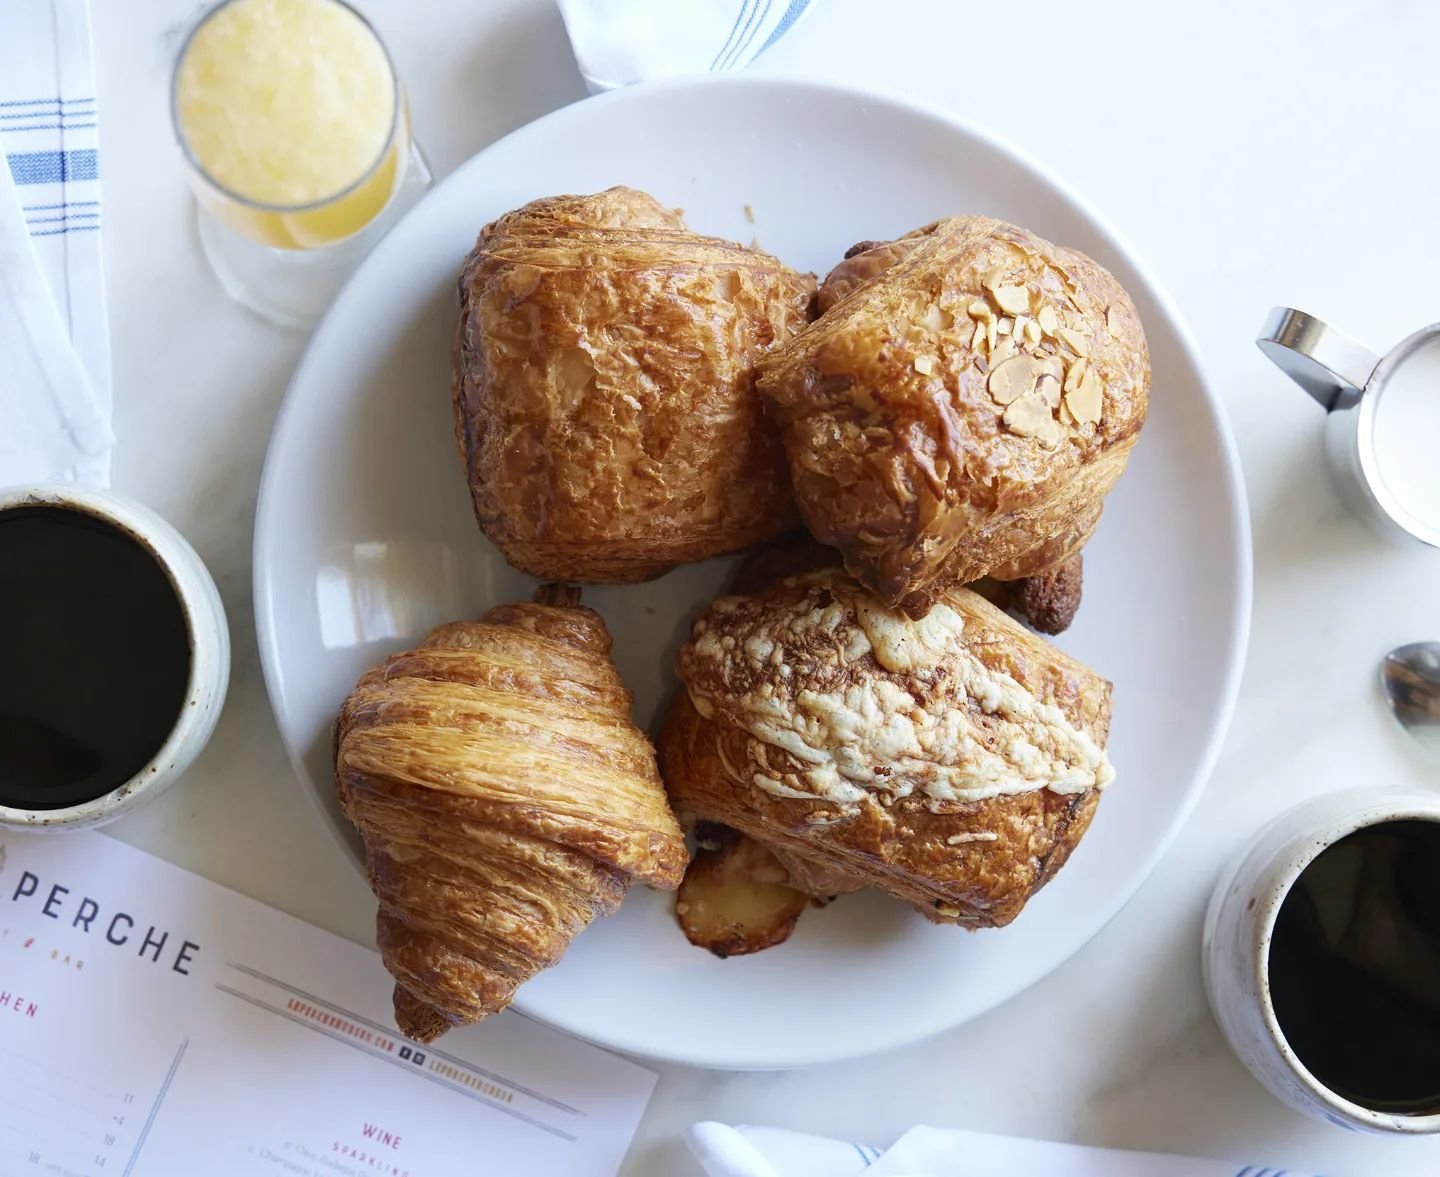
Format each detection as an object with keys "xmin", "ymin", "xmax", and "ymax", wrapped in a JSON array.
[
  {"xmin": 658, "ymin": 568, "xmax": 1114, "ymax": 931},
  {"xmin": 452, "ymin": 186, "xmax": 815, "ymax": 583},
  {"xmin": 335, "ymin": 586, "xmax": 687, "ymax": 1041},
  {"xmin": 756, "ymin": 216, "xmax": 1149, "ymax": 617}
]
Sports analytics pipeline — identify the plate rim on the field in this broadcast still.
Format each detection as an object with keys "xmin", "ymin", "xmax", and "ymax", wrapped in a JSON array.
[{"xmin": 253, "ymin": 73, "xmax": 1253, "ymax": 1069}]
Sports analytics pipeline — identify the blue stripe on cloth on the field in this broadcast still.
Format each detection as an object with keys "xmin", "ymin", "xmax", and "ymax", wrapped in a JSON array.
[
  {"xmin": 0, "ymin": 96, "xmax": 94, "ymax": 108},
  {"xmin": 709, "ymin": 0, "xmax": 753, "ymax": 70},
  {"xmin": 30, "ymin": 224, "xmax": 100, "ymax": 237},
  {"xmin": 755, "ymin": 0, "xmax": 812, "ymax": 57},
  {"xmin": 6, "ymin": 148, "xmax": 99, "ymax": 185},
  {"xmin": 1, "ymin": 123, "xmax": 98, "ymax": 132},
  {"xmin": 851, "ymin": 1143, "xmax": 873, "ymax": 1167},
  {"xmin": 23, "ymin": 200, "xmax": 99, "ymax": 211},
  {"xmin": 26, "ymin": 214, "xmax": 100, "ymax": 225},
  {"xmin": 0, "ymin": 108, "xmax": 96, "ymax": 120},
  {"xmin": 721, "ymin": 0, "xmax": 770, "ymax": 69},
  {"xmin": 1236, "ymin": 1168, "xmax": 1254, "ymax": 1177}
]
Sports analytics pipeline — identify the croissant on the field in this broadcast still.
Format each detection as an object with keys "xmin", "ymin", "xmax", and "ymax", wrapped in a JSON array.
[
  {"xmin": 658, "ymin": 567, "xmax": 1114, "ymax": 931},
  {"xmin": 335, "ymin": 586, "xmax": 687, "ymax": 1041},
  {"xmin": 756, "ymin": 216, "xmax": 1149, "ymax": 617},
  {"xmin": 452, "ymin": 186, "xmax": 815, "ymax": 583}
]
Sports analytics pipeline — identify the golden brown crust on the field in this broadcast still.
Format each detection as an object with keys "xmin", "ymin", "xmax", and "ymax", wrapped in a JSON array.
[
  {"xmin": 757, "ymin": 216, "xmax": 1149, "ymax": 616},
  {"xmin": 1008, "ymin": 553, "xmax": 1084, "ymax": 635},
  {"xmin": 657, "ymin": 569, "xmax": 1113, "ymax": 928},
  {"xmin": 452, "ymin": 186, "xmax": 815, "ymax": 582},
  {"xmin": 817, "ymin": 235, "xmax": 927, "ymax": 313},
  {"xmin": 972, "ymin": 552, "xmax": 1085, "ymax": 635},
  {"xmin": 335, "ymin": 589, "xmax": 687, "ymax": 1040},
  {"xmin": 727, "ymin": 530, "xmax": 841, "ymax": 595},
  {"xmin": 735, "ymin": 533, "xmax": 1084, "ymax": 634},
  {"xmin": 675, "ymin": 835, "xmax": 810, "ymax": 957}
]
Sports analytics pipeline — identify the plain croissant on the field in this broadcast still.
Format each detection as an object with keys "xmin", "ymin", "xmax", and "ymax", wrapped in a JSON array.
[{"xmin": 335, "ymin": 585, "xmax": 688, "ymax": 1042}]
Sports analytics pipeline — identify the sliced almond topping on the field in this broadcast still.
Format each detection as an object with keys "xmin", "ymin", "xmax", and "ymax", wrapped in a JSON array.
[
  {"xmin": 1011, "ymin": 314, "xmax": 1029, "ymax": 338},
  {"xmin": 914, "ymin": 355, "xmax": 937, "ymax": 376},
  {"xmin": 922, "ymin": 304, "xmax": 951, "ymax": 334},
  {"xmin": 1037, "ymin": 304, "xmax": 1059, "ymax": 335},
  {"xmin": 986, "ymin": 317, "xmax": 998, "ymax": 353},
  {"xmin": 993, "ymin": 284, "xmax": 1030, "ymax": 315},
  {"xmin": 990, "ymin": 335, "xmax": 1018, "ymax": 365},
  {"xmin": 1065, "ymin": 367, "xmax": 1104, "ymax": 425},
  {"xmin": 967, "ymin": 298, "xmax": 994, "ymax": 320},
  {"xmin": 1106, "ymin": 304, "xmax": 1124, "ymax": 335},
  {"xmin": 1058, "ymin": 398, "xmax": 1076, "ymax": 426},
  {"xmin": 1038, "ymin": 354, "xmax": 1065, "ymax": 384},
  {"xmin": 1023, "ymin": 317, "xmax": 1043, "ymax": 346},
  {"xmin": 982, "ymin": 267, "xmax": 1007, "ymax": 292},
  {"xmin": 987, "ymin": 354, "xmax": 1042, "ymax": 405},
  {"xmin": 970, "ymin": 320, "xmax": 986, "ymax": 351},
  {"xmin": 1003, "ymin": 390, "xmax": 1057, "ymax": 440},
  {"xmin": 996, "ymin": 316, "xmax": 1013, "ymax": 336},
  {"xmin": 1036, "ymin": 372, "xmax": 1062, "ymax": 409},
  {"xmin": 1063, "ymin": 355, "xmax": 1088, "ymax": 394},
  {"xmin": 1057, "ymin": 326, "xmax": 1090, "ymax": 356}
]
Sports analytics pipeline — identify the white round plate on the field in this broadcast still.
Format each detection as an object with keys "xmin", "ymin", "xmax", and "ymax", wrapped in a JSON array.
[{"xmin": 255, "ymin": 77, "xmax": 1250, "ymax": 1070}]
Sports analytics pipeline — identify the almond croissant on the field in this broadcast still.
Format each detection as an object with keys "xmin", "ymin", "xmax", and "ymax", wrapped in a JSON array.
[
  {"xmin": 452, "ymin": 186, "xmax": 815, "ymax": 583},
  {"xmin": 756, "ymin": 216, "xmax": 1149, "ymax": 618},
  {"xmin": 335, "ymin": 586, "xmax": 687, "ymax": 1042}
]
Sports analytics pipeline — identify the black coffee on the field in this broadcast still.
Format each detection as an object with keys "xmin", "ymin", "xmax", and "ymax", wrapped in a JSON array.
[
  {"xmin": 1268, "ymin": 819, "xmax": 1440, "ymax": 1114},
  {"xmin": 0, "ymin": 506, "xmax": 190, "ymax": 809}
]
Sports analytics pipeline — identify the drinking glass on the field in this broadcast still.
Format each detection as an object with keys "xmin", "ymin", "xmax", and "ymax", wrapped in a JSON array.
[{"xmin": 171, "ymin": 0, "xmax": 432, "ymax": 328}]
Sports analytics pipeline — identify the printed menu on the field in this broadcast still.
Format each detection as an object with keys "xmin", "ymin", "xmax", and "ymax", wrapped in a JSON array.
[{"xmin": 0, "ymin": 832, "xmax": 657, "ymax": 1177}]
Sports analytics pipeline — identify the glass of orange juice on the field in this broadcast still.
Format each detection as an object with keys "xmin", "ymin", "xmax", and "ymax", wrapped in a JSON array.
[{"xmin": 171, "ymin": 0, "xmax": 431, "ymax": 327}]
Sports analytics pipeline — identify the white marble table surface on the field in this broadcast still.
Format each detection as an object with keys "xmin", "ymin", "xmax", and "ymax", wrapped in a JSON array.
[{"xmin": 92, "ymin": 0, "xmax": 1440, "ymax": 1172}]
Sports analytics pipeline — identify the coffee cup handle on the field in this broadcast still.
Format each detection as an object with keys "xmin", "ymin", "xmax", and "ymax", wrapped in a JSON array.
[{"xmin": 1257, "ymin": 307, "xmax": 1381, "ymax": 413}]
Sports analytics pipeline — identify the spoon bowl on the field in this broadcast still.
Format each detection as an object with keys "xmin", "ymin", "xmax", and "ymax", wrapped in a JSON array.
[{"xmin": 1382, "ymin": 642, "xmax": 1440, "ymax": 760}]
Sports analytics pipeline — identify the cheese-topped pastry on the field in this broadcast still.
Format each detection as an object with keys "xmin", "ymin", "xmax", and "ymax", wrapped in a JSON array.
[{"xmin": 659, "ymin": 567, "xmax": 1114, "ymax": 929}]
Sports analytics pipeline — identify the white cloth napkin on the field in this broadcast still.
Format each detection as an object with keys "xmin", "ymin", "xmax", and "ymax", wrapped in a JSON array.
[
  {"xmin": 555, "ymin": 0, "xmax": 820, "ymax": 92},
  {"xmin": 0, "ymin": 0, "xmax": 112, "ymax": 487},
  {"xmin": 687, "ymin": 1122, "xmax": 1317, "ymax": 1177}
]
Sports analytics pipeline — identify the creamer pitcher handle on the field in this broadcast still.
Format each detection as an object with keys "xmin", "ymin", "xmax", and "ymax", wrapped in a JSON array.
[{"xmin": 1256, "ymin": 307, "xmax": 1381, "ymax": 412}]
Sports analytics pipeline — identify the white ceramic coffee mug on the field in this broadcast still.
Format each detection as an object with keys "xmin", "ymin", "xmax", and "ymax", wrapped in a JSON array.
[
  {"xmin": 0, "ymin": 486, "xmax": 230, "ymax": 831},
  {"xmin": 1203, "ymin": 786, "xmax": 1440, "ymax": 1134}
]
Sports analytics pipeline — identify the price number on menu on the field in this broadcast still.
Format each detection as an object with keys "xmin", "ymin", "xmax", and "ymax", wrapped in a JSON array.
[{"xmin": 4, "ymin": 1071, "xmax": 138, "ymax": 1176}]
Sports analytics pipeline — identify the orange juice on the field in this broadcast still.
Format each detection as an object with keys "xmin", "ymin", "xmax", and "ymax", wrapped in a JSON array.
[{"xmin": 174, "ymin": 0, "xmax": 406, "ymax": 249}]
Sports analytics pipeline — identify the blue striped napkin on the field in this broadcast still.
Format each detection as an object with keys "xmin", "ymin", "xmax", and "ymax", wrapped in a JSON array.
[
  {"xmin": 0, "ymin": 0, "xmax": 111, "ymax": 486},
  {"xmin": 555, "ymin": 0, "xmax": 819, "ymax": 93},
  {"xmin": 686, "ymin": 1123, "xmax": 1319, "ymax": 1177}
]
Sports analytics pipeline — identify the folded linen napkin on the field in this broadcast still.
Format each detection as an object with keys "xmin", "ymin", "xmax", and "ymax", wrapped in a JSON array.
[
  {"xmin": 0, "ymin": 0, "xmax": 112, "ymax": 486},
  {"xmin": 686, "ymin": 1122, "xmax": 1318, "ymax": 1177},
  {"xmin": 555, "ymin": 0, "xmax": 820, "ymax": 92}
]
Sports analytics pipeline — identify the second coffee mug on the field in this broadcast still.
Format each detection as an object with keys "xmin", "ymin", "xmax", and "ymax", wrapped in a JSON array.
[{"xmin": 1204, "ymin": 786, "xmax": 1440, "ymax": 1134}]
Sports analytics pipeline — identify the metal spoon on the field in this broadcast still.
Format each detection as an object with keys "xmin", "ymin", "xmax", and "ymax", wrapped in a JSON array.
[{"xmin": 1382, "ymin": 643, "xmax": 1440, "ymax": 759}]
